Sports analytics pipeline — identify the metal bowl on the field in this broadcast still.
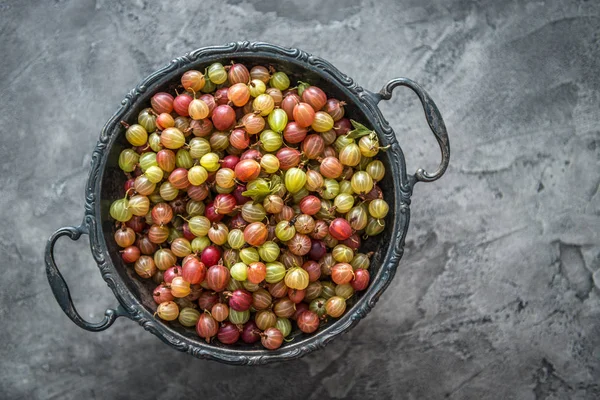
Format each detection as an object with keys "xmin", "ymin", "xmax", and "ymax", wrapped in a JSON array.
[{"xmin": 45, "ymin": 42, "xmax": 450, "ymax": 365}]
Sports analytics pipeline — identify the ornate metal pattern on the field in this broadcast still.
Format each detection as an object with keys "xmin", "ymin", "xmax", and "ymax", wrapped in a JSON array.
[{"xmin": 45, "ymin": 41, "xmax": 450, "ymax": 365}]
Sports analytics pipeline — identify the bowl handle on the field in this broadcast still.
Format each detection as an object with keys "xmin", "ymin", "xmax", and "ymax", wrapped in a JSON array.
[
  {"xmin": 45, "ymin": 224, "xmax": 128, "ymax": 331},
  {"xmin": 375, "ymin": 77, "xmax": 450, "ymax": 185}
]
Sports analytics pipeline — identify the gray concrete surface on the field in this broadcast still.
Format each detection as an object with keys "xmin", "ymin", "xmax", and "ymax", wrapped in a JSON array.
[{"xmin": 1, "ymin": 0, "xmax": 599, "ymax": 399}]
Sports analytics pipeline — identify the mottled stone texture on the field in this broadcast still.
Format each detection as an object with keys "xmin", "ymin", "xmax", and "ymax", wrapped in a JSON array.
[{"xmin": 1, "ymin": 0, "xmax": 599, "ymax": 399}]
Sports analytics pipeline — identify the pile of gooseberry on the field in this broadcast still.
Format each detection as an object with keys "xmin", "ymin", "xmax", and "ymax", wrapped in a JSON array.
[{"xmin": 110, "ymin": 61, "xmax": 389, "ymax": 350}]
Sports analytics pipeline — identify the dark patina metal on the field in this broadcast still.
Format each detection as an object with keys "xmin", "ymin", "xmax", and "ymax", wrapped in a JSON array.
[{"xmin": 45, "ymin": 42, "xmax": 450, "ymax": 365}]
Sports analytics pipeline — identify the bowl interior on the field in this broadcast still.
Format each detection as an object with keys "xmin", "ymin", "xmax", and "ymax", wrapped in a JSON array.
[{"xmin": 100, "ymin": 54, "xmax": 397, "ymax": 351}]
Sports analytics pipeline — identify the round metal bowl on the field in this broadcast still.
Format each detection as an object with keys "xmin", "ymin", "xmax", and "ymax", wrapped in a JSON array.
[{"xmin": 45, "ymin": 41, "xmax": 450, "ymax": 365}]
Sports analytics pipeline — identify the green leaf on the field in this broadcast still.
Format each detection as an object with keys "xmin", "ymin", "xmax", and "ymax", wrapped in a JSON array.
[
  {"xmin": 242, "ymin": 180, "xmax": 270, "ymax": 198},
  {"xmin": 242, "ymin": 187, "xmax": 271, "ymax": 198},
  {"xmin": 243, "ymin": 176, "xmax": 284, "ymax": 201},
  {"xmin": 346, "ymin": 130, "xmax": 372, "ymax": 139},
  {"xmin": 350, "ymin": 120, "xmax": 371, "ymax": 132},
  {"xmin": 346, "ymin": 119, "xmax": 375, "ymax": 139}
]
